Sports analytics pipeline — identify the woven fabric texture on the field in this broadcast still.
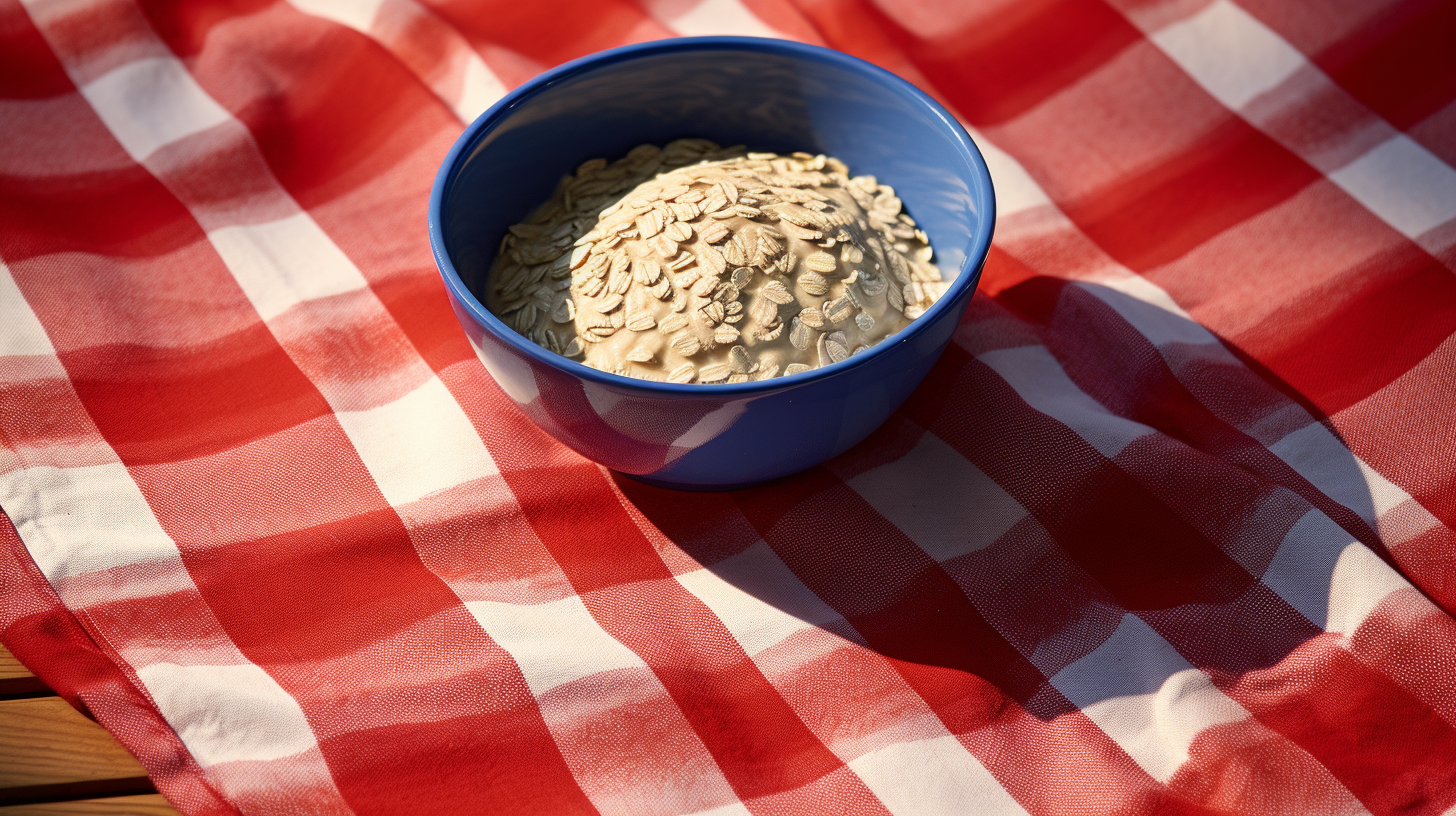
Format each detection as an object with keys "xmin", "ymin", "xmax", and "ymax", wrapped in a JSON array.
[{"xmin": 3, "ymin": 0, "xmax": 1455, "ymax": 813}]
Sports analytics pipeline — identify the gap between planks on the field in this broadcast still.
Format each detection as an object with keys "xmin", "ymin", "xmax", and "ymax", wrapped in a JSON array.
[{"xmin": 0, "ymin": 794, "xmax": 177, "ymax": 814}]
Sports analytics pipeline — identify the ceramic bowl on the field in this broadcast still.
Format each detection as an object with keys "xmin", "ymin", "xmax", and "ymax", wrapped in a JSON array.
[{"xmin": 430, "ymin": 36, "xmax": 995, "ymax": 489}]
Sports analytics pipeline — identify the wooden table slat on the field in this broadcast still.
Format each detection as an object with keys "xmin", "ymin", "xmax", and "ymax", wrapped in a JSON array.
[
  {"xmin": 0, "ymin": 645, "xmax": 48, "ymax": 698},
  {"xmin": 0, "ymin": 645, "xmax": 33, "ymax": 682},
  {"xmin": 1, "ymin": 638, "xmax": 177, "ymax": 814},
  {"xmin": 0, "ymin": 794, "xmax": 180, "ymax": 815},
  {"xmin": 0, "ymin": 697, "xmax": 149, "ymax": 788}
]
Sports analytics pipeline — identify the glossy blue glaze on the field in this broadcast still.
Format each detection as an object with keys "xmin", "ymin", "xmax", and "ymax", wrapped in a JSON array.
[{"xmin": 430, "ymin": 37, "xmax": 995, "ymax": 490}]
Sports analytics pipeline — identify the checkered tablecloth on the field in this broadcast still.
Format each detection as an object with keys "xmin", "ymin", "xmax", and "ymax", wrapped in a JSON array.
[{"xmin": 3, "ymin": 0, "xmax": 1455, "ymax": 813}]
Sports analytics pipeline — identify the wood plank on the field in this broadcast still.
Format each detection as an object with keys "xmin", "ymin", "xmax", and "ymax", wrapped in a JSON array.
[
  {"xmin": 0, "ymin": 649, "xmax": 171, "ymax": 811},
  {"xmin": 0, "ymin": 645, "xmax": 49, "ymax": 698},
  {"xmin": 0, "ymin": 794, "xmax": 179, "ymax": 815},
  {"xmin": 0, "ymin": 697, "xmax": 148, "ymax": 789},
  {"xmin": 0, "ymin": 645, "xmax": 32, "ymax": 681}
]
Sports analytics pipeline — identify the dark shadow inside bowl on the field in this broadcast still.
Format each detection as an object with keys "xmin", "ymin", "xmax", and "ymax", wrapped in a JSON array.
[{"xmin": 440, "ymin": 42, "xmax": 986, "ymax": 308}]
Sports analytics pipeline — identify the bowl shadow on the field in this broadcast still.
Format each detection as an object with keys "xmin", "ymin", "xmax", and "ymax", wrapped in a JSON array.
[{"xmin": 607, "ymin": 278, "xmax": 1410, "ymax": 724}]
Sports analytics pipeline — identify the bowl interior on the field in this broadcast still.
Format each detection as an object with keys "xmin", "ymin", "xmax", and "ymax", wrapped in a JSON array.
[{"xmin": 439, "ymin": 40, "xmax": 990, "ymax": 313}]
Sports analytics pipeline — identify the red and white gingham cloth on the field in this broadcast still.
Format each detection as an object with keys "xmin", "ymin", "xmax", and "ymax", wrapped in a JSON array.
[{"xmin": 3, "ymin": 0, "xmax": 1455, "ymax": 813}]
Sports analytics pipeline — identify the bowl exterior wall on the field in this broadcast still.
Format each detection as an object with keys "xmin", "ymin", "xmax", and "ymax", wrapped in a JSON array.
[{"xmin": 446, "ymin": 265, "xmax": 978, "ymax": 488}]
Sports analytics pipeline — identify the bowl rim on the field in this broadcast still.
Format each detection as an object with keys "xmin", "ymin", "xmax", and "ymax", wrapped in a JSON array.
[{"xmin": 428, "ymin": 35, "xmax": 996, "ymax": 397}]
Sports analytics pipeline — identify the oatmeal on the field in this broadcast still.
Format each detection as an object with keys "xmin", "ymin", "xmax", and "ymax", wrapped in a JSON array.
[{"xmin": 486, "ymin": 139, "xmax": 948, "ymax": 384}]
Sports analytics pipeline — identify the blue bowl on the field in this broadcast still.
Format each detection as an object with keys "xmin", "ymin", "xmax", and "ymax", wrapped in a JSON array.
[{"xmin": 429, "ymin": 37, "xmax": 995, "ymax": 490}]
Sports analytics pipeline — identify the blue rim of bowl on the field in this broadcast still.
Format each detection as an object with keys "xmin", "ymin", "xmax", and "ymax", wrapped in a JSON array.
[{"xmin": 429, "ymin": 36, "xmax": 996, "ymax": 397}]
